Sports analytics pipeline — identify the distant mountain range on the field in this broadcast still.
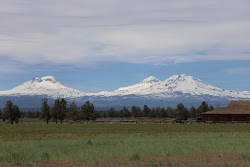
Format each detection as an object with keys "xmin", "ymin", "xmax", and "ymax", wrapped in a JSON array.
[{"xmin": 0, "ymin": 74, "xmax": 250, "ymax": 110}]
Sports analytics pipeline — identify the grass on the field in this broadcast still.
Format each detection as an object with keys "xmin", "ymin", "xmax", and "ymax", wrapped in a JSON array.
[{"xmin": 0, "ymin": 123, "xmax": 249, "ymax": 166}]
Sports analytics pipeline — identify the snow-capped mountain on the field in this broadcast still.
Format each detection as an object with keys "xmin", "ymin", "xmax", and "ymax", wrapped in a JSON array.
[
  {"xmin": 0, "ymin": 74, "xmax": 250, "ymax": 107},
  {"xmin": 97, "ymin": 76, "xmax": 161, "ymax": 96},
  {"xmin": 0, "ymin": 76, "xmax": 88, "ymax": 98},
  {"xmin": 98, "ymin": 74, "xmax": 250, "ymax": 99},
  {"xmin": 0, "ymin": 74, "xmax": 250, "ymax": 110}
]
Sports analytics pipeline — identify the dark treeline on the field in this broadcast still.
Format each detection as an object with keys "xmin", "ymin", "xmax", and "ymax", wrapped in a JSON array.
[
  {"xmin": 0, "ymin": 99, "xmax": 217, "ymax": 124},
  {"xmin": 99, "ymin": 101, "xmax": 215, "ymax": 121}
]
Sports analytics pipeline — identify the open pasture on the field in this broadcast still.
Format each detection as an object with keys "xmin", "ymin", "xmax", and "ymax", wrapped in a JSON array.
[{"xmin": 0, "ymin": 123, "xmax": 249, "ymax": 166}]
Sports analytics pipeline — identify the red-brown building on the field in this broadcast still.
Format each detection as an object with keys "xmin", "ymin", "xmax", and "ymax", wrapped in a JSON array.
[{"xmin": 202, "ymin": 101, "xmax": 250, "ymax": 123}]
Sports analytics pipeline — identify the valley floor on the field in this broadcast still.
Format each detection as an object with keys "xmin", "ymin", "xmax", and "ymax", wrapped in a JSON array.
[{"xmin": 0, "ymin": 123, "xmax": 249, "ymax": 166}]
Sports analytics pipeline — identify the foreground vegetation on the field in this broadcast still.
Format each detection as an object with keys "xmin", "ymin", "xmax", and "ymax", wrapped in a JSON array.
[{"xmin": 0, "ymin": 124, "xmax": 249, "ymax": 166}]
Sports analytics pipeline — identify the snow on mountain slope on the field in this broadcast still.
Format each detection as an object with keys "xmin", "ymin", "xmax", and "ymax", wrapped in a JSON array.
[
  {"xmin": 0, "ymin": 74, "xmax": 250, "ymax": 100},
  {"xmin": 97, "ymin": 76, "xmax": 161, "ymax": 96},
  {"xmin": 98, "ymin": 74, "xmax": 250, "ymax": 99},
  {"xmin": 0, "ymin": 76, "xmax": 87, "ymax": 98}
]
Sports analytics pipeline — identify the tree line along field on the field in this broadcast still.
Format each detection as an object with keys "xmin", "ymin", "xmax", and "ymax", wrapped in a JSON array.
[
  {"xmin": 0, "ymin": 123, "xmax": 249, "ymax": 166},
  {"xmin": 0, "ymin": 99, "xmax": 216, "ymax": 125}
]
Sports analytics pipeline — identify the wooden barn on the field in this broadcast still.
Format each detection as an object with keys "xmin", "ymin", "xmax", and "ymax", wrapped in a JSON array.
[{"xmin": 202, "ymin": 101, "xmax": 250, "ymax": 123}]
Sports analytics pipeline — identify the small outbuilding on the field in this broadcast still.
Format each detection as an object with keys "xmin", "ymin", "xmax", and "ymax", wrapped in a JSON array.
[{"xmin": 202, "ymin": 101, "xmax": 250, "ymax": 123}]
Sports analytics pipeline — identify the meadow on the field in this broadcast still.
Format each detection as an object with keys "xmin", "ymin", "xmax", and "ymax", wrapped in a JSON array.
[{"xmin": 0, "ymin": 123, "xmax": 249, "ymax": 166}]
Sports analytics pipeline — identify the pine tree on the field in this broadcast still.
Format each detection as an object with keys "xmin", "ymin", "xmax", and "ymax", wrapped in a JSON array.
[
  {"xmin": 66, "ymin": 102, "xmax": 79, "ymax": 121},
  {"xmin": 209, "ymin": 105, "xmax": 214, "ymax": 111},
  {"xmin": 122, "ymin": 106, "xmax": 131, "ymax": 118},
  {"xmin": 59, "ymin": 98, "xmax": 67, "ymax": 124},
  {"xmin": 174, "ymin": 103, "xmax": 189, "ymax": 121},
  {"xmin": 196, "ymin": 101, "xmax": 209, "ymax": 118},
  {"xmin": 149, "ymin": 107, "xmax": 156, "ymax": 118},
  {"xmin": 51, "ymin": 99, "xmax": 61, "ymax": 124},
  {"xmin": 80, "ymin": 101, "xmax": 96, "ymax": 122},
  {"xmin": 3, "ymin": 100, "xmax": 15, "ymax": 124},
  {"xmin": 40, "ymin": 98, "xmax": 51, "ymax": 124},
  {"xmin": 166, "ymin": 107, "xmax": 174, "ymax": 118},
  {"xmin": 155, "ymin": 107, "xmax": 161, "ymax": 118},
  {"xmin": 189, "ymin": 106, "xmax": 197, "ymax": 119},
  {"xmin": 107, "ymin": 108, "xmax": 116, "ymax": 118},
  {"xmin": 0, "ymin": 109, "xmax": 2, "ymax": 121},
  {"xmin": 143, "ymin": 105, "xmax": 150, "ymax": 117},
  {"xmin": 159, "ymin": 108, "xmax": 167, "ymax": 118},
  {"xmin": 13, "ymin": 105, "xmax": 21, "ymax": 124},
  {"xmin": 136, "ymin": 106, "xmax": 142, "ymax": 117}
]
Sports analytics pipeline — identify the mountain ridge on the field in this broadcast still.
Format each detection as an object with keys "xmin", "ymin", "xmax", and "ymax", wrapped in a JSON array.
[{"xmin": 0, "ymin": 74, "xmax": 250, "ymax": 100}]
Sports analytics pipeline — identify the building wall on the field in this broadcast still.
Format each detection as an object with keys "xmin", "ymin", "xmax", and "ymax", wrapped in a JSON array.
[{"xmin": 202, "ymin": 114, "xmax": 250, "ymax": 122}]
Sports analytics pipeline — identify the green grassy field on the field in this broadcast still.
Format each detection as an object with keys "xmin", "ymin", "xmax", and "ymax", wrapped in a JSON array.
[{"xmin": 0, "ymin": 123, "xmax": 249, "ymax": 166}]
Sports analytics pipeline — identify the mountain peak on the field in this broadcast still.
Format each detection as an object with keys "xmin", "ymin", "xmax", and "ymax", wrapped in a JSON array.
[
  {"xmin": 41, "ymin": 76, "xmax": 57, "ymax": 81},
  {"xmin": 140, "ymin": 76, "xmax": 160, "ymax": 84},
  {"xmin": 0, "ymin": 76, "xmax": 86, "ymax": 98}
]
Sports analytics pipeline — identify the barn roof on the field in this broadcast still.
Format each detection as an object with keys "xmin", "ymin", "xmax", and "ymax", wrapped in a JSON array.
[{"xmin": 202, "ymin": 101, "xmax": 250, "ymax": 115}]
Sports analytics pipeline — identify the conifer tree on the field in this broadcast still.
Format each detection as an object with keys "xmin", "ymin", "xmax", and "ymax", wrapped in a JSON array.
[
  {"xmin": 209, "ymin": 105, "xmax": 215, "ymax": 111},
  {"xmin": 159, "ymin": 108, "xmax": 167, "ymax": 118},
  {"xmin": 174, "ymin": 103, "xmax": 189, "ymax": 121},
  {"xmin": 196, "ymin": 101, "xmax": 209, "ymax": 118},
  {"xmin": 80, "ymin": 101, "xmax": 96, "ymax": 122},
  {"xmin": 59, "ymin": 98, "xmax": 67, "ymax": 124},
  {"xmin": 149, "ymin": 107, "xmax": 156, "ymax": 118},
  {"xmin": 51, "ymin": 99, "xmax": 61, "ymax": 124},
  {"xmin": 2, "ymin": 101, "xmax": 21, "ymax": 124},
  {"xmin": 66, "ymin": 102, "xmax": 79, "ymax": 121},
  {"xmin": 0, "ymin": 109, "xmax": 2, "ymax": 120},
  {"xmin": 107, "ymin": 108, "xmax": 116, "ymax": 118},
  {"xmin": 122, "ymin": 106, "xmax": 131, "ymax": 117},
  {"xmin": 166, "ymin": 107, "xmax": 174, "ymax": 118},
  {"xmin": 13, "ymin": 105, "xmax": 21, "ymax": 124},
  {"xmin": 189, "ymin": 106, "xmax": 197, "ymax": 119},
  {"xmin": 3, "ymin": 100, "xmax": 15, "ymax": 124},
  {"xmin": 143, "ymin": 105, "xmax": 151, "ymax": 117},
  {"xmin": 40, "ymin": 98, "xmax": 51, "ymax": 124}
]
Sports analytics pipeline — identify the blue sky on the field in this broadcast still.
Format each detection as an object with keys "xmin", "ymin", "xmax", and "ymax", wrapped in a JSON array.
[{"xmin": 0, "ymin": 0, "xmax": 250, "ymax": 92}]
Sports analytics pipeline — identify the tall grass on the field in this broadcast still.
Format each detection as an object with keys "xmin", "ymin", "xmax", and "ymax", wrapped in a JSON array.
[{"xmin": 0, "ymin": 124, "xmax": 249, "ymax": 165}]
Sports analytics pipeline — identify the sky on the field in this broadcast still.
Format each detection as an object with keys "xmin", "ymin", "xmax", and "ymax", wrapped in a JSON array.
[{"xmin": 0, "ymin": 0, "xmax": 250, "ymax": 93}]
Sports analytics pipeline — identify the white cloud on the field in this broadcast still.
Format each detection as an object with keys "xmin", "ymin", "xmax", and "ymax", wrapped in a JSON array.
[{"xmin": 0, "ymin": 0, "xmax": 250, "ymax": 68}]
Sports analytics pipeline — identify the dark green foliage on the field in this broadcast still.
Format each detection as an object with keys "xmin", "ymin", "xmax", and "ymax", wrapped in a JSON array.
[
  {"xmin": 27, "ymin": 111, "xmax": 40, "ymax": 118},
  {"xmin": 59, "ymin": 98, "xmax": 67, "ymax": 124},
  {"xmin": 80, "ymin": 101, "xmax": 96, "ymax": 122},
  {"xmin": 166, "ymin": 107, "xmax": 174, "ymax": 118},
  {"xmin": 149, "ymin": 107, "xmax": 156, "ymax": 118},
  {"xmin": 174, "ymin": 103, "xmax": 189, "ymax": 121},
  {"xmin": 13, "ymin": 105, "xmax": 21, "ymax": 124},
  {"xmin": 122, "ymin": 106, "xmax": 130, "ymax": 118},
  {"xmin": 66, "ymin": 102, "xmax": 79, "ymax": 121},
  {"xmin": 209, "ymin": 105, "xmax": 215, "ymax": 111},
  {"xmin": 106, "ymin": 108, "xmax": 117, "ymax": 118},
  {"xmin": 159, "ymin": 107, "xmax": 167, "ymax": 118},
  {"xmin": 40, "ymin": 98, "xmax": 51, "ymax": 124},
  {"xmin": 143, "ymin": 105, "xmax": 151, "ymax": 117},
  {"xmin": 196, "ymin": 101, "xmax": 209, "ymax": 118},
  {"xmin": 0, "ymin": 109, "xmax": 2, "ymax": 120},
  {"xmin": 50, "ymin": 99, "xmax": 61, "ymax": 124},
  {"xmin": 131, "ymin": 106, "xmax": 142, "ymax": 117},
  {"xmin": 189, "ymin": 106, "xmax": 197, "ymax": 119},
  {"xmin": 2, "ymin": 100, "xmax": 21, "ymax": 124}
]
